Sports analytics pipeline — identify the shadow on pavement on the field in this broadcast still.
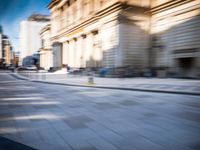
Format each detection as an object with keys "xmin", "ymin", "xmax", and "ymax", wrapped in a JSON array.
[{"xmin": 0, "ymin": 136, "xmax": 36, "ymax": 150}]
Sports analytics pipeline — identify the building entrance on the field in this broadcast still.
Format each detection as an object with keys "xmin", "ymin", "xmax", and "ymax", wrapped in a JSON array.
[
  {"xmin": 53, "ymin": 42, "xmax": 62, "ymax": 68},
  {"xmin": 178, "ymin": 57, "xmax": 195, "ymax": 78}
]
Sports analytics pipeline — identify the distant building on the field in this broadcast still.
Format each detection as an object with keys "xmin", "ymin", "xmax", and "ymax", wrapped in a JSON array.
[
  {"xmin": 12, "ymin": 51, "xmax": 20, "ymax": 67},
  {"xmin": 3, "ymin": 36, "xmax": 12, "ymax": 66},
  {"xmin": 0, "ymin": 25, "xmax": 2, "ymax": 34},
  {"xmin": 0, "ymin": 26, "xmax": 13, "ymax": 68},
  {"xmin": 0, "ymin": 26, "xmax": 2, "ymax": 64},
  {"xmin": 19, "ymin": 14, "xmax": 50, "ymax": 66}
]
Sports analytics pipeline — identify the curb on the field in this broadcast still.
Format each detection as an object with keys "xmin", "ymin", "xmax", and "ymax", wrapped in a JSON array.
[
  {"xmin": 10, "ymin": 73, "xmax": 28, "ymax": 81},
  {"xmin": 10, "ymin": 73, "xmax": 200, "ymax": 96}
]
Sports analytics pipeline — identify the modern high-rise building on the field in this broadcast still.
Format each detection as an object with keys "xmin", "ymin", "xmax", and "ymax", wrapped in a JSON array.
[
  {"xmin": 0, "ymin": 26, "xmax": 2, "ymax": 61},
  {"xmin": 0, "ymin": 26, "xmax": 13, "ymax": 68},
  {"xmin": 43, "ymin": 0, "xmax": 200, "ymax": 78},
  {"xmin": 19, "ymin": 14, "xmax": 50, "ymax": 66}
]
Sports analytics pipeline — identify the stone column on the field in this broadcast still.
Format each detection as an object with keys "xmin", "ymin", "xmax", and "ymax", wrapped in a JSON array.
[
  {"xmin": 62, "ymin": 41, "xmax": 68, "ymax": 65},
  {"xmin": 66, "ymin": 41, "xmax": 70, "ymax": 66},
  {"xmin": 80, "ymin": 34, "xmax": 87, "ymax": 68},
  {"xmin": 91, "ymin": 30, "xmax": 102, "ymax": 67},
  {"xmin": 85, "ymin": 33, "xmax": 93, "ymax": 68},
  {"xmin": 73, "ymin": 38, "xmax": 77, "ymax": 68},
  {"xmin": 68, "ymin": 40, "xmax": 73, "ymax": 68},
  {"xmin": 76, "ymin": 36, "xmax": 83, "ymax": 68}
]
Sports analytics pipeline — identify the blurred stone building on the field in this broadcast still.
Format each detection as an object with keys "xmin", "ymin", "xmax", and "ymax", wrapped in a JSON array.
[
  {"xmin": 48, "ymin": 0, "xmax": 150, "ymax": 70},
  {"xmin": 150, "ymin": 0, "xmax": 200, "ymax": 78},
  {"xmin": 45, "ymin": 0, "xmax": 200, "ymax": 78}
]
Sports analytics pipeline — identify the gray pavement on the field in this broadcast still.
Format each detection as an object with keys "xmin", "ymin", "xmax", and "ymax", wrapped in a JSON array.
[
  {"xmin": 0, "ymin": 72, "xmax": 200, "ymax": 150},
  {"xmin": 15, "ymin": 71, "xmax": 200, "ymax": 95}
]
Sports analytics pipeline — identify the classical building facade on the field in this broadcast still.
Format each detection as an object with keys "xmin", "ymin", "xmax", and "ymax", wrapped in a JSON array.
[
  {"xmin": 39, "ymin": 24, "xmax": 53, "ymax": 70},
  {"xmin": 19, "ymin": 14, "xmax": 50, "ymax": 66},
  {"xmin": 48, "ymin": 0, "xmax": 150, "ymax": 70},
  {"xmin": 46, "ymin": 0, "xmax": 200, "ymax": 78}
]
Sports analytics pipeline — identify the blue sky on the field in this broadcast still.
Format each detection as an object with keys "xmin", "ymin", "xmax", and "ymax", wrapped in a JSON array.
[{"xmin": 0, "ymin": 0, "xmax": 50, "ymax": 51}]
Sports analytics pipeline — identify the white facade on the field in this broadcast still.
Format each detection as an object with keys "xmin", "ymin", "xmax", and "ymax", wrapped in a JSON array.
[{"xmin": 19, "ymin": 20, "xmax": 49, "ymax": 65}]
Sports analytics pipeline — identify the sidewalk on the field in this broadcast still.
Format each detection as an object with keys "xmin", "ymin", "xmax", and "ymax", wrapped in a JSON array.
[{"xmin": 11, "ymin": 72, "xmax": 200, "ymax": 95}]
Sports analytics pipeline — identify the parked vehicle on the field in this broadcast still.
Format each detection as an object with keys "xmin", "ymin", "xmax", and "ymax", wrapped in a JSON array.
[
  {"xmin": 68, "ymin": 68, "xmax": 82, "ymax": 75},
  {"xmin": 17, "ymin": 66, "xmax": 26, "ymax": 71},
  {"xmin": 24, "ymin": 65, "xmax": 37, "ymax": 70},
  {"xmin": 8, "ymin": 66, "xmax": 15, "ymax": 70}
]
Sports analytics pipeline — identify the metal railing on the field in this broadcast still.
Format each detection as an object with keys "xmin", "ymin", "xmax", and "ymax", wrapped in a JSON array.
[{"xmin": 17, "ymin": 71, "xmax": 47, "ymax": 80}]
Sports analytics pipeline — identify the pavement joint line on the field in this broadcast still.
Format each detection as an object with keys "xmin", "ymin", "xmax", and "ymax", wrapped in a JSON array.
[{"xmin": 10, "ymin": 73, "xmax": 200, "ymax": 96}]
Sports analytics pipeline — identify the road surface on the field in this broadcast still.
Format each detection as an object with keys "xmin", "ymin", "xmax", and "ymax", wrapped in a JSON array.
[{"xmin": 0, "ymin": 71, "xmax": 200, "ymax": 150}]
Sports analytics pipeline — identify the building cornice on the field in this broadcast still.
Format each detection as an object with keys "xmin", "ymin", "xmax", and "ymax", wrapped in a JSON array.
[
  {"xmin": 40, "ymin": 24, "xmax": 51, "ymax": 35},
  {"xmin": 50, "ymin": 2, "xmax": 125, "ymax": 41},
  {"xmin": 39, "ymin": 48, "xmax": 52, "ymax": 52},
  {"xmin": 95, "ymin": 1, "xmax": 126, "ymax": 17},
  {"xmin": 48, "ymin": 0, "xmax": 61, "ymax": 9},
  {"xmin": 150, "ymin": 0, "xmax": 195, "ymax": 14}
]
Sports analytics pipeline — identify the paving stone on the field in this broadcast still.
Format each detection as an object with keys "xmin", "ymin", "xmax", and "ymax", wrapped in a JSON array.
[
  {"xmin": 64, "ymin": 139, "xmax": 96, "ymax": 150},
  {"xmin": 143, "ymin": 112, "xmax": 158, "ymax": 117},
  {"xmin": 118, "ymin": 100, "xmax": 139, "ymax": 106},
  {"xmin": 180, "ymin": 101, "xmax": 200, "ymax": 108},
  {"xmin": 175, "ymin": 111, "xmax": 200, "ymax": 123},
  {"xmin": 33, "ymin": 104, "xmax": 59, "ymax": 109},
  {"xmin": 94, "ymin": 102, "xmax": 118, "ymax": 110},
  {"xmin": 88, "ymin": 136, "xmax": 120, "ymax": 150},
  {"xmin": 64, "ymin": 115, "xmax": 94, "ymax": 129},
  {"xmin": 61, "ymin": 128, "xmax": 98, "ymax": 143}
]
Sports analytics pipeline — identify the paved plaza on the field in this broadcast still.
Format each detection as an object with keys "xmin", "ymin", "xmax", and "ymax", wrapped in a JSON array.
[{"xmin": 0, "ymin": 72, "xmax": 200, "ymax": 150}]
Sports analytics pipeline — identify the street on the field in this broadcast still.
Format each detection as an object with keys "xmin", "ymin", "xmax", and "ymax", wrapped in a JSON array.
[{"xmin": 0, "ymin": 72, "xmax": 200, "ymax": 150}]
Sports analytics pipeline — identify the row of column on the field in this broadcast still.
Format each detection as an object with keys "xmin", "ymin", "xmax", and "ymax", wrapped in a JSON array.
[{"xmin": 62, "ymin": 30, "xmax": 102, "ymax": 68}]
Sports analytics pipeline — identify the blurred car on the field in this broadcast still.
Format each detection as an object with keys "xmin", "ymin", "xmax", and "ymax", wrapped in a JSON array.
[
  {"xmin": 99, "ymin": 68, "xmax": 109, "ymax": 77},
  {"xmin": 17, "ymin": 66, "xmax": 26, "ymax": 71},
  {"xmin": 24, "ymin": 65, "xmax": 37, "ymax": 70},
  {"xmin": 8, "ymin": 66, "xmax": 15, "ymax": 70},
  {"xmin": 7, "ymin": 66, "xmax": 16, "ymax": 72},
  {"xmin": 68, "ymin": 68, "xmax": 82, "ymax": 75},
  {"xmin": 48, "ymin": 67, "xmax": 60, "ymax": 72}
]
